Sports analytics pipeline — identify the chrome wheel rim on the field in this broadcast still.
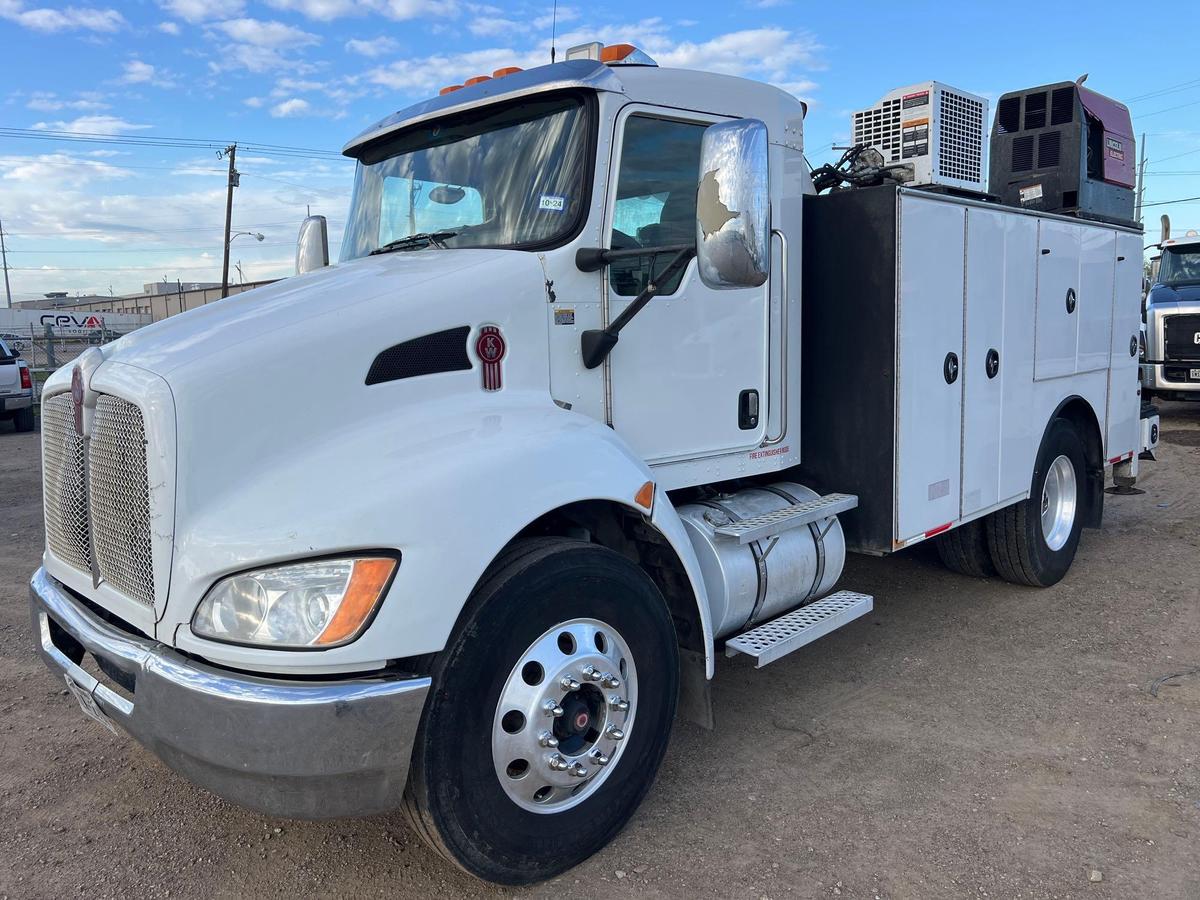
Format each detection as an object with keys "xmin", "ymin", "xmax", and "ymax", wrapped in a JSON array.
[
  {"xmin": 1040, "ymin": 454, "xmax": 1077, "ymax": 552},
  {"xmin": 491, "ymin": 617, "xmax": 636, "ymax": 814}
]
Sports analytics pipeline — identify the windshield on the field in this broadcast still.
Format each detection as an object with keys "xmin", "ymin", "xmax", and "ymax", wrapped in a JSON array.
[
  {"xmin": 1159, "ymin": 246, "xmax": 1200, "ymax": 286},
  {"xmin": 340, "ymin": 94, "xmax": 591, "ymax": 261}
]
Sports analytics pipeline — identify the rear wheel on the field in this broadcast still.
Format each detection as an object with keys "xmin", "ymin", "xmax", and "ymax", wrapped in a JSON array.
[
  {"xmin": 935, "ymin": 518, "xmax": 994, "ymax": 578},
  {"xmin": 13, "ymin": 406, "xmax": 34, "ymax": 432},
  {"xmin": 987, "ymin": 417, "xmax": 1086, "ymax": 587},
  {"xmin": 403, "ymin": 538, "xmax": 678, "ymax": 885}
]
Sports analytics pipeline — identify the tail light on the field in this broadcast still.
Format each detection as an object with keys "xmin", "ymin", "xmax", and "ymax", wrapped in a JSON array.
[{"xmin": 19, "ymin": 365, "xmax": 31, "ymax": 390}]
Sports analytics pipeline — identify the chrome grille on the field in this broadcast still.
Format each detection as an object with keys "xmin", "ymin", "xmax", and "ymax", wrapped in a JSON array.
[
  {"xmin": 88, "ymin": 395, "xmax": 155, "ymax": 607},
  {"xmin": 41, "ymin": 394, "xmax": 91, "ymax": 572}
]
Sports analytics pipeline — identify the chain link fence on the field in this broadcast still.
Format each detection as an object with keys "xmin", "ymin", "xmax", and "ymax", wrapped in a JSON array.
[{"xmin": 0, "ymin": 323, "xmax": 138, "ymax": 400}]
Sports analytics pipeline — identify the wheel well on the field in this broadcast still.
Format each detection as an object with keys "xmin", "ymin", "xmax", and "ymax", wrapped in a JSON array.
[
  {"xmin": 1051, "ymin": 396, "xmax": 1104, "ymax": 528},
  {"xmin": 512, "ymin": 501, "xmax": 704, "ymax": 654}
]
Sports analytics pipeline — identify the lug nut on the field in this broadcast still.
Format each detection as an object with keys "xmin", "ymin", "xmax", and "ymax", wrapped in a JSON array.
[
  {"xmin": 605, "ymin": 725, "xmax": 625, "ymax": 741},
  {"xmin": 582, "ymin": 665, "xmax": 602, "ymax": 681},
  {"xmin": 547, "ymin": 753, "xmax": 569, "ymax": 771},
  {"xmin": 568, "ymin": 762, "xmax": 589, "ymax": 778},
  {"xmin": 601, "ymin": 673, "xmax": 620, "ymax": 689},
  {"xmin": 608, "ymin": 696, "xmax": 630, "ymax": 713},
  {"xmin": 559, "ymin": 676, "xmax": 581, "ymax": 691},
  {"xmin": 543, "ymin": 699, "xmax": 564, "ymax": 717},
  {"xmin": 590, "ymin": 750, "xmax": 610, "ymax": 767},
  {"xmin": 538, "ymin": 731, "xmax": 559, "ymax": 748}
]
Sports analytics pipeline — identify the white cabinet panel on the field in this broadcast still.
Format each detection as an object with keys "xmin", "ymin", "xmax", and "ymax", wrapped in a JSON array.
[
  {"xmin": 1034, "ymin": 219, "xmax": 1081, "ymax": 381},
  {"xmin": 962, "ymin": 208, "xmax": 1038, "ymax": 516},
  {"xmin": 1105, "ymin": 232, "xmax": 1142, "ymax": 459},
  {"xmin": 1077, "ymin": 228, "xmax": 1116, "ymax": 374},
  {"xmin": 896, "ymin": 197, "xmax": 965, "ymax": 541}
]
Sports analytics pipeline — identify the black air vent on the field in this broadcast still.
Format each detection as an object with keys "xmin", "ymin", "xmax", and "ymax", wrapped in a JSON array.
[
  {"xmin": 1024, "ymin": 91, "xmax": 1047, "ymax": 129},
  {"xmin": 1012, "ymin": 135, "xmax": 1034, "ymax": 172},
  {"xmin": 996, "ymin": 96, "xmax": 1020, "ymax": 133},
  {"xmin": 366, "ymin": 326, "xmax": 472, "ymax": 385},
  {"xmin": 1051, "ymin": 87, "xmax": 1074, "ymax": 125},
  {"xmin": 1038, "ymin": 130, "xmax": 1061, "ymax": 168}
]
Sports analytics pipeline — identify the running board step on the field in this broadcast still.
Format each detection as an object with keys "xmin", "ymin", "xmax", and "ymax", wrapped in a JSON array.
[
  {"xmin": 725, "ymin": 591, "xmax": 874, "ymax": 668},
  {"xmin": 712, "ymin": 493, "xmax": 858, "ymax": 544}
]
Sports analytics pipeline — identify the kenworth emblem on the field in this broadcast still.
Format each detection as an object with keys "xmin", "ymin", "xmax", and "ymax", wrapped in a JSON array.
[{"xmin": 475, "ymin": 325, "xmax": 506, "ymax": 391}]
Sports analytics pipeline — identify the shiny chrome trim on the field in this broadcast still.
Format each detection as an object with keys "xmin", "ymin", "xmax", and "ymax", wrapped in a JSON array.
[
  {"xmin": 762, "ymin": 228, "xmax": 789, "ymax": 446},
  {"xmin": 343, "ymin": 59, "xmax": 625, "ymax": 156}
]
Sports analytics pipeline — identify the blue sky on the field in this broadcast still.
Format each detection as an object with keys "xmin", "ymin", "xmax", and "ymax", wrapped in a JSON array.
[{"xmin": 1, "ymin": 0, "xmax": 1198, "ymax": 301}]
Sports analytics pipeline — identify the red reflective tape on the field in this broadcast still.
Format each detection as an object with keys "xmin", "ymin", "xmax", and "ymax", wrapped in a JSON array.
[
  {"xmin": 1108, "ymin": 451, "xmax": 1133, "ymax": 464},
  {"xmin": 924, "ymin": 522, "xmax": 953, "ymax": 538}
]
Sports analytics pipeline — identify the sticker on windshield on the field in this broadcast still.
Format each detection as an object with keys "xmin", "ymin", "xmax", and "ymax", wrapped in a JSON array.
[{"xmin": 539, "ymin": 194, "xmax": 566, "ymax": 213}]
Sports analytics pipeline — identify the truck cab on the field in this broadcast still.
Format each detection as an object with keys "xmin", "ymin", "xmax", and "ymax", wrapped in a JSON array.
[
  {"xmin": 1144, "ymin": 232, "xmax": 1200, "ymax": 399},
  {"xmin": 29, "ymin": 45, "xmax": 1146, "ymax": 885}
]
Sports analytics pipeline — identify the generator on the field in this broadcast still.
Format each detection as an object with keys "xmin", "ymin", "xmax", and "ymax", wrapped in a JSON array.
[
  {"xmin": 850, "ymin": 81, "xmax": 989, "ymax": 193},
  {"xmin": 989, "ymin": 81, "xmax": 1136, "ymax": 226}
]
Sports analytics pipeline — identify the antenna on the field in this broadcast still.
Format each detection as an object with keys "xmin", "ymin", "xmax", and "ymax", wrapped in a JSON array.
[{"xmin": 550, "ymin": 0, "xmax": 558, "ymax": 63}]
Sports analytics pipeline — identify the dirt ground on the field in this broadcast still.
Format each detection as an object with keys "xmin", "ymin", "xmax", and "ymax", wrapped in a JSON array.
[{"xmin": 0, "ymin": 403, "xmax": 1197, "ymax": 900}]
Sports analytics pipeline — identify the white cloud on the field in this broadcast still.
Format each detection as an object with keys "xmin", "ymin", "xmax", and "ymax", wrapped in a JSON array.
[
  {"xmin": 468, "ymin": 16, "xmax": 516, "ymax": 36},
  {"xmin": 26, "ymin": 91, "xmax": 109, "ymax": 112},
  {"xmin": 32, "ymin": 115, "xmax": 151, "ymax": 135},
  {"xmin": 119, "ymin": 59, "xmax": 163, "ymax": 85},
  {"xmin": 270, "ymin": 97, "xmax": 311, "ymax": 117},
  {"xmin": 264, "ymin": 0, "xmax": 360, "ymax": 20},
  {"xmin": 213, "ymin": 17, "xmax": 320, "ymax": 48},
  {"xmin": 0, "ymin": 0, "xmax": 124, "ymax": 32},
  {"xmin": 243, "ymin": 96, "xmax": 265, "ymax": 108},
  {"xmin": 156, "ymin": 0, "xmax": 243, "ymax": 22},
  {"xmin": 0, "ymin": 152, "xmax": 132, "ymax": 186},
  {"xmin": 344, "ymin": 35, "xmax": 397, "ymax": 57},
  {"xmin": 157, "ymin": 20, "xmax": 181, "ymax": 34}
]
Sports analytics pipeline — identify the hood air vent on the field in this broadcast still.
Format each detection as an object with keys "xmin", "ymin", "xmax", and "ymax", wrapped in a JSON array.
[{"xmin": 366, "ymin": 326, "xmax": 472, "ymax": 385}]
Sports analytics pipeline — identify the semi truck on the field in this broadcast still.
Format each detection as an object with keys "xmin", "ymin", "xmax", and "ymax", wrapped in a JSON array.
[
  {"xmin": 1144, "ymin": 227, "xmax": 1200, "ymax": 400},
  {"xmin": 31, "ymin": 44, "xmax": 1148, "ymax": 884}
]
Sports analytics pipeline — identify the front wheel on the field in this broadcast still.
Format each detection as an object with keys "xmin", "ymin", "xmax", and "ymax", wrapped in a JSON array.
[
  {"xmin": 403, "ymin": 538, "xmax": 679, "ymax": 885},
  {"xmin": 987, "ymin": 417, "xmax": 1086, "ymax": 587}
]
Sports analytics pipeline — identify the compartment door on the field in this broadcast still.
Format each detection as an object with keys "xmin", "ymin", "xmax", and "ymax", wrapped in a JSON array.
[
  {"xmin": 895, "ymin": 196, "xmax": 965, "ymax": 542},
  {"xmin": 1105, "ymin": 232, "xmax": 1143, "ymax": 459},
  {"xmin": 961, "ymin": 208, "xmax": 1038, "ymax": 517},
  {"xmin": 1077, "ymin": 228, "xmax": 1116, "ymax": 374},
  {"xmin": 1034, "ymin": 219, "xmax": 1081, "ymax": 381}
]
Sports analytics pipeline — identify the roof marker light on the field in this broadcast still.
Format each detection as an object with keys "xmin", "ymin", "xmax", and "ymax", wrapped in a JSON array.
[
  {"xmin": 464, "ymin": 75, "xmax": 491, "ymax": 86},
  {"xmin": 439, "ymin": 84, "xmax": 462, "ymax": 95},
  {"xmin": 492, "ymin": 66, "xmax": 523, "ymax": 78}
]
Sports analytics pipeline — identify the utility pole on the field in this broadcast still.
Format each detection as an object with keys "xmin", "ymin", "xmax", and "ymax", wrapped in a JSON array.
[
  {"xmin": 0, "ymin": 216, "xmax": 13, "ymax": 309},
  {"xmin": 219, "ymin": 143, "xmax": 238, "ymax": 299},
  {"xmin": 1135, "ymin": 131, "xmax": 1147, "ymax": 224}
]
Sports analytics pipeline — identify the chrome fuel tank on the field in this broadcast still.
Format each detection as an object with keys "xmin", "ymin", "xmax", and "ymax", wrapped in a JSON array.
[{"xmin": 677, "ymin": 482, "xmax": 846, "ymax": 638}]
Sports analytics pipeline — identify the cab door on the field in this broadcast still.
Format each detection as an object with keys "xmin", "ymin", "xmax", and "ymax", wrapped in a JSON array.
[{"xmin": 604, "ymin": 108, "xmax": 770, "ymax": 463}]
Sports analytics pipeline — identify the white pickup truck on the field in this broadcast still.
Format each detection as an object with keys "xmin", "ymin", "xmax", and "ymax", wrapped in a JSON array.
[
  {"xmin": 0, "ymin": 337, "xmax": 34, "ymax": 432},
  {"xmin": 31, "ymin": 44, "xmax": 1146, "ymax": 884}
]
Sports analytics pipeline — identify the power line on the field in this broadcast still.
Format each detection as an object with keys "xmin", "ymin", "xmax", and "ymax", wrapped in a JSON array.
[
  {"xmin": 1138, "ymin": 98, "xmax": 1200, "ymax": 120},
  {"xmin": 5, "ymin": 242, "xmax": 295, "ymax": 253},
  {"xmin": 1142, "ymin": 195, "xmax": 1200, "ymax": 208},
  {"xmin": 1128, "ymin": 77, "xmax": 1200, "ymax": 104},
  {"xmin": 0, "ymin": 127, "xmax": 350, "ymax": 162}
]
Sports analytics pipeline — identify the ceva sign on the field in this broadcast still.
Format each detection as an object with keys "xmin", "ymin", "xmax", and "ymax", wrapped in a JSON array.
[{"xmin": 39, "ymin": 313, "xmax": 105, "ymax": 329}]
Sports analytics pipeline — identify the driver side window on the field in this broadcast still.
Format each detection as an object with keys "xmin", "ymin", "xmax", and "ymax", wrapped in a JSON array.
[{"xmin": 609, "ymin": 115, "xmax": 706, "ymax": 297}]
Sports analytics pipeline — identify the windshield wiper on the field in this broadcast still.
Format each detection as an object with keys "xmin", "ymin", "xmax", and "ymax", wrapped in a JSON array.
[{"xmin": 370, "ymin": 231, "xmax": 458, "ymax": 255}]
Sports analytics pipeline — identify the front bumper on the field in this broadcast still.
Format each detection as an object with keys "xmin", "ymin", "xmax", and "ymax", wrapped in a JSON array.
[
  {"xmin": 1143, "ymin": 362, "xmax": 1200, "ymax": 393},
  {"xmin": 31, "ymin": 566, "xmax": 431, "ymax": 818},
  {"xmin": 1, "ymin": 392, "xmax": 32, "ymax": 411}
]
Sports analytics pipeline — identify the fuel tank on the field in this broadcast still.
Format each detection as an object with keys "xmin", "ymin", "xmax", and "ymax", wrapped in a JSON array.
[{"xmin": 676, "ymin": 482, "xmax": 846, "ymax": 639}]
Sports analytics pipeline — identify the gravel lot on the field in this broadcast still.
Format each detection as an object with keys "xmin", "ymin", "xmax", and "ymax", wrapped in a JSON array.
[{"xmin": 1, "ymin": 403, "xmax": 1197, "ymax": 899}]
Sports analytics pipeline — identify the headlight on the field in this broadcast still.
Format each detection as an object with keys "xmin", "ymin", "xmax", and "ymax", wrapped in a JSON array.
[{"xmin": 191, "ymin": 556, "xmax": 397, "ymax": 648}]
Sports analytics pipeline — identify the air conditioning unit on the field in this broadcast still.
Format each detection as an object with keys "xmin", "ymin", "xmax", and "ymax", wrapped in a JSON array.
[
  {"xmin": 988, "ymin": 81, "xmax": 1136, "ymax": 227},
  {"xmin": 851, "ymin": 81, "xmax": 989, "ymax": 193}
]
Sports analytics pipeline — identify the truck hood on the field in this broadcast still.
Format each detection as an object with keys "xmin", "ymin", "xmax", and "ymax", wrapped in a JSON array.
[
  {"xmin": 98, "ymin": 249, "xmax": 541, "ymax": 376},
  {"xmin": 1148, "ymin": 282, "xmax": 1200, "ymax": 307}
]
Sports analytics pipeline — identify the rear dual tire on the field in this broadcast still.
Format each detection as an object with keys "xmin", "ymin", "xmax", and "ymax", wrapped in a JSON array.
[
  {"xmin": 403, "ymin": 538, "xmax": 678, "ymax": 885},
  {"xmin": 937, "ymin": 417, "xmax": 1086, "ymax": 588}
]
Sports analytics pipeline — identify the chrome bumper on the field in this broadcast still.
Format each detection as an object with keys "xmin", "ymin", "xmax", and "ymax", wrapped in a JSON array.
[{"xmin": 30, "ymin": 566, "xmax": 430, "ymax": 819}]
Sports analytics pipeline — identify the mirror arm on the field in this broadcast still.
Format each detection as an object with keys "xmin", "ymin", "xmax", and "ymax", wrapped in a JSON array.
[
  {"xmin": 580, "ymin": 247, "xmax": 695, "ymax": 370},
  {"xmin": 575, "ymin": 244, "xmax": 693, "ymax": 273}
]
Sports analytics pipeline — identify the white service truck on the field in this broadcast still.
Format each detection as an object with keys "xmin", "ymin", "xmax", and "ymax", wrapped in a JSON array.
[{"xmin": 31, "ymin": 46, "xmax": 1147, "ymax": 884}]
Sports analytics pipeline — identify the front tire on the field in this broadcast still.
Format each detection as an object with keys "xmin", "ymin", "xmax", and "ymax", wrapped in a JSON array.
[
  {"xmin": 987, "ymin": 417, "xmax": 1086, "ymax": 587},
  {"xmin": 403, "ymin": 538, "xmax": 679, "ymax": 885},
  {"xmin": 13, "ymin": 406, "xmax": 34, "ymax": 432}
]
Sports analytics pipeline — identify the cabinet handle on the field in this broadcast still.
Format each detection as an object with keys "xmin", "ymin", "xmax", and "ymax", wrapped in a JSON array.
[
  {"xmin": 986, "ymin": 348, "xmax": 1000, "ymax": 379},
  {"xmin": 1065, "ymin": 288, "xmax": 1077, "ymax": 314},
  {"xmin": 943, "ymin": 352, "xmax": 960, "ymax": 385}
]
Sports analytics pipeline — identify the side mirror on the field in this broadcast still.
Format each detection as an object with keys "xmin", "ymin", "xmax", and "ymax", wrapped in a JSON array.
[
  {"xmin": 695, "ymin": 118, "xmax": 770, "ymax": 290},
  {"xmin": 296, "ymin": 215, "xmax": 329, "ymax": 275}
]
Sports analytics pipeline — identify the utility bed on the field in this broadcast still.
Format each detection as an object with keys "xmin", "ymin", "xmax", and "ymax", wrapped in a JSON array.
[{"xmin": 798, "ymin": 185, "xmax": 1143, "ymax": 554}]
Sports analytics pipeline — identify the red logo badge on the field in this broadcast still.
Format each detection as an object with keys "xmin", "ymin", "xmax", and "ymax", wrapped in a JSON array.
[
  {"xmin": 475, "ymin": 325, "xmax": 506, "ymax": 391},
  {"xmin": 70, "ymin": 365, "xmax": 84, "ymax": 435}
]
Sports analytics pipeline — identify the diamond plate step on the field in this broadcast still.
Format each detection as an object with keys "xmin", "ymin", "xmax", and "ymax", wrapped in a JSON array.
[
  {"xmin": 712, "ymin": 493, "xmax": 858, "ymax": 544},
  {"xmin": 725, "ymin": 591, "xmax": 874, "ymax": 668}
]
